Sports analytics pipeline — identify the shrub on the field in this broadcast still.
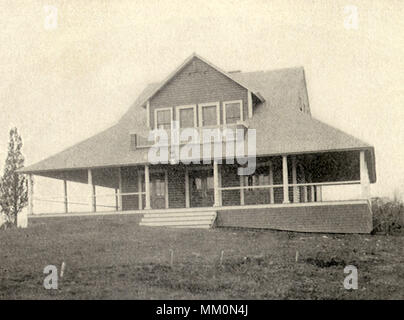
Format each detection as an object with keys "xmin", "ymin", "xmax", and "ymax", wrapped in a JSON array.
[{"xmin": 372, "ymin": 198, "xmax": 404, "ymax": 235}]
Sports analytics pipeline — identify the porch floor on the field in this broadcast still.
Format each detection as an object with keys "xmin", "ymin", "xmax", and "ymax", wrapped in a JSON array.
[{"xmin": 28, "ymin": 199, "xmax": 369, "ymax": 218}]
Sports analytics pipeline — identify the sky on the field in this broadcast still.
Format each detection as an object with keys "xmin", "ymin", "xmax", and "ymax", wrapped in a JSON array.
[{"xmin": 0, "ymin": 0, "xmax": 403, "ymax": 212}]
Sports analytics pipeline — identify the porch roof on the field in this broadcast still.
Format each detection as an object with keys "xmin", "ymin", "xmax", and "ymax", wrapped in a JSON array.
[{"xmin": 18, "ymin": 66, "xmax": 376, "ymax": 182}]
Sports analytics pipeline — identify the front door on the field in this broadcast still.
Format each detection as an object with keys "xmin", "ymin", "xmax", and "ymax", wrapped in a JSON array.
[
  {"xmin": 151, "ymin": 172, "xmax": 166, "ymax": 209},
  {"xmin": 189, "ymin": 169, "xmax": 214, "ymax": 207}
]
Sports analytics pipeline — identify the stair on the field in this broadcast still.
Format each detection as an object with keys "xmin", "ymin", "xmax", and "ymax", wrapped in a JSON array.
[{"xmin": 139, "ymin": 211, "xmax": 217, "ymax": 229}]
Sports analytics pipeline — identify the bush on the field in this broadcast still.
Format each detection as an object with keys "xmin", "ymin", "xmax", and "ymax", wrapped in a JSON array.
[
  {"xmin": 372, "ymin": 198, "xmax": 404, "ymax": 235},
  {"xmin": 0, "ymin": 220, "xmax": 15, "ymax": 231}
]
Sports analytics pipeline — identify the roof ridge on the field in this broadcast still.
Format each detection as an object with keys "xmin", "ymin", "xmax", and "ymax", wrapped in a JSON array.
[{"xmin": 235, "ymin": 66, "xmax": 304, "ymax": 75}]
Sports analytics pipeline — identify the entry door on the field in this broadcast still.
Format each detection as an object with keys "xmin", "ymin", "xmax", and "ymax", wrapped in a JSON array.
[
  {"xmin": 151, "ymin": 172, "xmax": 166, "ymax": 209},
  {"xmin": 189, "ymin": 169, "xmax": 214, "ymax": 208}
]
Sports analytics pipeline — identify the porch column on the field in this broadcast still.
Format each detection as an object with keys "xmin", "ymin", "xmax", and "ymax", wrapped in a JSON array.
[
  {"xmin": 185, "ymin": 167, "xmax": 190, "ymax": 208},
  {"xmin": 317, "ymin": 186, "xmax": 322, "ymax": 202},
  {"xmin": 213, "ymin": 160, "xmax": 220, "ymax": 207},
  {"xmin": 360, "ymin": 150, "xmax": 370, "ymax": 199},
  {"xmin": 63, "ymin": 179, "xmax": 68, "ymax": 213},
  {"xmin": 117, "ymin": 167, "xmax": 123, "ymax": 211},
  {"xmin": 292, "ymin": 156, "xmax": 299, "ymax": 203},
  {"xmin": 115, "ymin": 188, "xmax": 119, "ymax": 211},
  {"xmin": 282, "ymin": 155, "xmax": 290, "ymax": 203},
  {"xmin": 239, "ymin": 175, "xmax": 245, "ymax": 205},
  {"xmin": 144, "ymin": 165, "xmax": 151, "ymax": 209},
  {"xmin": 137, "ymin": 171, "xmax": 143, "ymax": 210},
  {"xmin": 218, "ymin": 165, "xmax": 222, "ymax": 206},
  {"xmin": 269, "ymin": 161, "xmax": 274, "ymax": 204},
  {"xmin": 301, "ymin": 166, "xmax": 308, "ymax": 203},
  {"xmin": 88, "ymin": 169, "xmax": 96, "ymax": 212},
  {"xmin": 164, "ymin": 169, "xmax": 169, "ymax": 209},
  {"xmin": 27, "ymin": 174, "xmax": 34, "ymax": 215}
]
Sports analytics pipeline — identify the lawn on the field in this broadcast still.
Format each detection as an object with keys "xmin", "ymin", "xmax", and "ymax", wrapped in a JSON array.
[{"xmin": 0, "ymin": 214, "xmax": 403, "ymax": 299}]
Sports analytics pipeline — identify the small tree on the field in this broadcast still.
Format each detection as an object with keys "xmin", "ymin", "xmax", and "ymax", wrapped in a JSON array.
[{"xmin": 0, "ymin": 128, "xmax": 27, "ymax": 226}]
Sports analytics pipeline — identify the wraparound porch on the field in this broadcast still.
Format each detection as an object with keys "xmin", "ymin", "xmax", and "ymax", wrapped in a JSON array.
[{"xmin": 26, "ymin": 150, "xmax": 372, "ymax": 214}]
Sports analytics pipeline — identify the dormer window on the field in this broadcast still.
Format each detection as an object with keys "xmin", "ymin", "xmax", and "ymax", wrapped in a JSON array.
[
  {"xmin": 176, "ymin": 105, "xmax": 197, "ymax": 128},
  {"xmin": 198, "ymin": 102, "xmax": 220, "ymax": 127},
  {"xmin": 223, "ymin": 100, "xmax": 243, "ymax": 124},
  {"xmin": 155, "ymin": 108, "xmax": 173, "ymax": 129}
]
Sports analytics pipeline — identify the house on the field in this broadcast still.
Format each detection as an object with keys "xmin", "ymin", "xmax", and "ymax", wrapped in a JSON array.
[{"xmin": 19, "ymin": 53, "xmax": 376, "ymax": 233}]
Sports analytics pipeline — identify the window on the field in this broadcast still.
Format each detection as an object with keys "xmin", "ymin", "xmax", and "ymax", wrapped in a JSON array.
[
  {"xmin": 206, "ymin": 176, "xmax": 214, "ymax": 190},
  {"xmin": 176, "ymin": 105, "xmax": 197, "ymax": 128},
  {"xmin": 155, "ymin": 108, "xmax": 172, "ymax": 129},
  {"xmin": 198, "ymin": 102, "xmax": 220, "ymax": 126},
  {"xmin": 245, "ymin": 173, "xmax": 269, "ymax": 191},
  {"xmin": 155, "ymin": 179, "xmax": 165, "ymax": 197},
  {"xmin": 223, "ymin": 100, "xmax": 243, "ymax": 124},
  {"xmin": 194, "ymin": 177, "xmax": 202, "ymax": 190}
]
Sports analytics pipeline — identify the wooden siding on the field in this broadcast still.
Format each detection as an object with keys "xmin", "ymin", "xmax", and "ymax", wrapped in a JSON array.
[
  {"xmin": 149, "ymin": 57, "xmax": 248, "ymax": 128},
  {"xmin": 216, "ymin": 203, "xmax": 373, "ymax": 234}
]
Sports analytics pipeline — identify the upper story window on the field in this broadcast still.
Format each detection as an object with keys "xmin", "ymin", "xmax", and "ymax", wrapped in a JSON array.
[
  {"xmin": 176, "ymin": 105, "xmax": 197, "ymax": 128},
  {"xmin": 198, "ymin": 102, "xmax": 220, "ymax": 127},
  {"xmin": 223, "ymin": 100, "xmax": 243, "ymax": 124},
  {"xmin": 155, "ymin": 108, "xmax": 173, "ymax": 129}
]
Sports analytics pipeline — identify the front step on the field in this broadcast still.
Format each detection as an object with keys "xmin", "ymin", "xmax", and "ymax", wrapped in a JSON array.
[{"xmin": 139, "ymin": 211, "xmax": 217, "ymax": 229}]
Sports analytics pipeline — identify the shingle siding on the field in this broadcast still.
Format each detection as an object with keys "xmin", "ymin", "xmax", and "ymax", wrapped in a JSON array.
[
  {"xmin": 167, "ymin": 168, "xmax": 186, "ymax": 208},
  {"xmin": 150, "ymin": 57, "xmax": 248, "ymax": 128},
  {"xmin": 216, "ymin": 203, "xmax": 373, "ymax": 234}
]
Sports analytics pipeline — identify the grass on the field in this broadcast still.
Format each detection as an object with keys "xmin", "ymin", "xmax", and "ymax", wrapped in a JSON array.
[{"xmin": 0, "ymin": 214, "xmax": 403, "ymax": 299}]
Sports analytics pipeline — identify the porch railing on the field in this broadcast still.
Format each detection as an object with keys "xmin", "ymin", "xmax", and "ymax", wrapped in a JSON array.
[{"xmin": 31, "ymin": 180, "xmax": 363, "ymax": 215}]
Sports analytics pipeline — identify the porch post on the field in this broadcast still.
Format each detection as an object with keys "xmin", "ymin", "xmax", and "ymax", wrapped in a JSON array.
[
  {"xmin": 144, "ymin": 165, "xmax": 151, "ymax": 209},
  {"xmin": 63, "ymin": 179, "xmax": 68, "ymax": 213},
  {"xmin": 27, "ymin": 174, "xmax": 34, "ymax": 215},
  {"xmin": 185, "ymin": 167, "xmax": 190, "ymax": 208},
  {"xmin": 88, "ymin": 169, "xmax": 96, "ymax": 212},
  {"xmin": 301, "ymin": 165, "xmax": 308, "ymax": 203},
  {"xmin": 239, "ymin": 175, "xmax": 245, "ymax": 205},
  {"xmin": 137, "ymin": 171, "xmax": 143, "ymax": 210},
  {"xmin": 269, "ymin": 161, "xmax": 274, "ymax": 204},
  {"xmin": 317, "ymin": 186, "xmax": 322, "ymax": 202},
  {"xmin": 360, "ymin": 150, "xmax": 370, "ymax": 199},
  {"xmin": 218, "ymin": 165, "xmax": 222, "ymax": 206},
  {"xmin": 213, "ymin": 160, "xmax": 220, "ymax": 207},
  {"xmin": 115, "ymin": 188, "xmax": 119, "ymax": 211},
  {"xmin": 164, "ymin": 169, "xmax": 169, "ymax": 209},
  {"xmin": 292, "ymin": 156, "xmax": 299, "ymax": 203},
  {"xmin": 282, "ymin": 155, "xmax": 290, "ymax": 203},
  {"xmin": 118, "ymin": 167, "xmax": 123, "ymax": 211}
]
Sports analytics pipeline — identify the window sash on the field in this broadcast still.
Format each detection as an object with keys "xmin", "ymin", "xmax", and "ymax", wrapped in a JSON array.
[
  {"xmin": 155, "ymin": 108, "xmax": 172, "ymax": 129},
  {"xmin": 176, "ymin": 105, "xmax": 196, "ymax": 128},
  {"xmin": 199, "ymin": 102, "xmax": 220, "ymax": 127},
  {"xmin": 223, "ymin": 100, "xmax": 243, "ymax": 124}
]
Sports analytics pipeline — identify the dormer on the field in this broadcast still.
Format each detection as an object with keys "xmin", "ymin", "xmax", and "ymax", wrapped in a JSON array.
[{"xmin": 139, "ymin": 53, "xmax": 264, "ymax": 130}]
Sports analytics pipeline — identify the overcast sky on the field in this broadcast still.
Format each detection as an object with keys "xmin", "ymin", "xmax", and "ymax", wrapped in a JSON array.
[{"xmin": 0, "ymin": 0, "xmax": 403, "ymax": 211}]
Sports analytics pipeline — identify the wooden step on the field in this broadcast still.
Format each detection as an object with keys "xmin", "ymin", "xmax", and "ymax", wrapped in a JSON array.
[
  {"xmin": 139, "ymin": 211, "xmax": 216, "ymax": 229},
  {"xmin": 140, "ymin": 220, "xmax": 213, "ymax": 226},
  {"xmin": 142, "ymin": 211, "xmax": 215, "ymax": 218},
  {"xmin": 141, "ymin": 216, "xmax": 215, "ymax": 222}
]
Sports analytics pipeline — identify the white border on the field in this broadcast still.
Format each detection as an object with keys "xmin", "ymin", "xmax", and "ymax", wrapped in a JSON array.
[
  {"xmin": 223, "ymin": 100, "xmax": 243, "ymax": 124},
  {"xmin": 176, "ymin": 104, "xmax": 197, "ymax": 128},
  {"xmin": 154, "ymin": 107, "xmax": 173, "ymax": 129},
  {"xmin": 198, "ymin": 102, "xmax": 220, "ymax": 127}
]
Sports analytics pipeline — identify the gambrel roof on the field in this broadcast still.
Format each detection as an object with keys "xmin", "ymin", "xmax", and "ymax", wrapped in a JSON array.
[{"xmin": 19, "ymin": 54, "xmax": 376, "ymax": 182}]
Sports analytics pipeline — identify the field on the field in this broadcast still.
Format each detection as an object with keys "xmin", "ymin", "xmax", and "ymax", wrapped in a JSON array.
[{"xmin": 0, "ymin": 214, "xmax": 403, "ymax": 299}]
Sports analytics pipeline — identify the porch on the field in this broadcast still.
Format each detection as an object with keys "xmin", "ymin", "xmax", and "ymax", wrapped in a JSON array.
[{"xmin": 26, "ymin": 150, "xmax": 373, "ymax": 233}]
